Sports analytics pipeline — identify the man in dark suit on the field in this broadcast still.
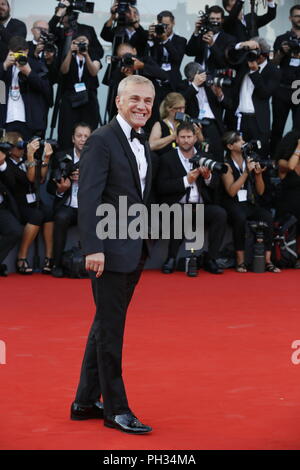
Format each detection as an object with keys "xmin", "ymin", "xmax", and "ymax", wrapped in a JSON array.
[
  {"xmin": 222, "ymin": 0, "xmax": 277, "ymax": 42},
  {"xmin": 185, "ymin": 5, "xmax": 236, "ymax": 72},
  {"xmin": 0, "ymin": 147, "xmax": 23, "ymax": 276},
  {"xmin": 146, "ymin": 10, "xmax": 187, "ymax": 103},
  {"xmin": 70, "ymin": 75, "xmax": 155, "ymax": 434},
  {"xmin": 100, "ymin": 2, "xmax": 148, "ymax": 57},
  {"xmin": 47, "ymin": 122, "xmax": 92, "ymax": 278},
  {"xmin": 157, "ymin": 122, "xmax": 227, "ymax": 275},
  {"xmin": 0, "ymin": 36, "xmax": 53, "ymax": 139},
  {"xmin": 0, "ymin": 0, "xmax": 27, "ymax": 62},
  {"xmin": 226, "ymin": 37, "xmax": 281, "ymax": 157},
  {"xmin": 180, "ymin": 61, "xmax": 232, "ymax": 161}
]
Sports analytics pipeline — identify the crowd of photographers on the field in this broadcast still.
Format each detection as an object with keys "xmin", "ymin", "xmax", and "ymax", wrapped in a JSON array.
[{"xmin": 0, "ymin": 0, "xmax": 300, "ymax": 277}]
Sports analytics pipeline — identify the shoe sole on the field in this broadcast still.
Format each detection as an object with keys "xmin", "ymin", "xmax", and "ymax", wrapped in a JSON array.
[
  {"xmin": 104, "ymin": 422, "xmax": 152, "ymax": 434},
  {"xmin": 71, "ymin": 414, "xmax": 104, "ymax": 421}
]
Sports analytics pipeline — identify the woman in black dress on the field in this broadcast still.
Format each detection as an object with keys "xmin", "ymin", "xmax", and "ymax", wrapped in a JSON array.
[{"xmin": 275, "ymin": 129, "xmax": 300, "ymax": 268}]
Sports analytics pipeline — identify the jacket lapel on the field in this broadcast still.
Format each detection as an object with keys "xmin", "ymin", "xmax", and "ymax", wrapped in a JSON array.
[{"xmin": 109, "ymin": 117, "xmax": 146, "ymax": 201}]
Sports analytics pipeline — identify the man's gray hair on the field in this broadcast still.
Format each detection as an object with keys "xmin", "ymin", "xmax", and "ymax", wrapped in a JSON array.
[
  {"xmin": 251, "ymin": 36, "xmax": 271, "ymax": 55},
  {"xmin": 117, "ymin": 75, "xmax": 155, "ymax": 97},
  {"xmin": 184, "ymin": 62, "xmax": 205, "ymax": 82}
]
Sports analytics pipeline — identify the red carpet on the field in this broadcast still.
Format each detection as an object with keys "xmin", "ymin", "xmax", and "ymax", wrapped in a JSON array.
[{"xmin": 1, "ymin": 269, "xmax": 300, "ymax": 450}]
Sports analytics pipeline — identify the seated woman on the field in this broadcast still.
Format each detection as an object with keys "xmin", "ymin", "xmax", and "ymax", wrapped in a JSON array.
[
  {"xmin": 149, "ymin": 92, "xmax": 204, "ymax": 156},
  {"xmin": 274, "ymin": 129, "xmax": 300, "ymax": 268},
  {"xmin": 4, "ymin": 132, "xmax": 54, "ymax": 274},
  {"xmin": 222, "ymin": 131, "xmax": 280, "ymax": 273}
]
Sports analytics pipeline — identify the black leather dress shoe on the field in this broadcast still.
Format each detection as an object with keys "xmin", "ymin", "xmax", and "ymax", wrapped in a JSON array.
[
  {"xmin": 104, "ymin": 412, "xmax": 152, "ymax": 434},
  {"xmin": 162, "ymin": 257, "xmax": 176, "ymax": 274},
  {"xmin": 204, "ymin": 258, "xmax": 224, "ymax": 274},
  {"xmin": 0, "ymin": 264, "xmax": 8, "ymax": 277},
  {"xmin": 52, "ymin": 266, "xmax": 64, "ymax": 278},
  {"xmin": 70, "ymin": 401, "xmax": 104, "ymax": 420}
]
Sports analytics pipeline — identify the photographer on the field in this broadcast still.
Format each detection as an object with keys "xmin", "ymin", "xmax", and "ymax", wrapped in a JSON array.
[
  {"xmin": 222, "ymin": 0, "xmax": 277, "ymax": 42},
  {"xmin": 222, "ymin": 130, "xmax": 279, "ymax": 272},
  {"xmin": 57, "ymin": 34, "xmax": 100, "ymax": 150},
  {"xmin": 105, "ymin": 42, "xmax": 168, "ymax": 126},
  {"xmin": 0, "ymin": 147, "xmax": 23, "ymax": 276},
  {"xmin": 28, "ymin": 20, "xmax": 59, "ymax": 85},
  {"xmin": 185, "ymin": 5, "xmax": 236, "ymax": 72},
  {"xmin": 100, "ymin": 1, "xmax": 148, "ymax": 57},
  {"xmin": 0, "ymin": 0, "xmax": 27, "ymax": 61},
  {"xmin": 270, "ymin": 5, "xmax": 300, "ymax": 156},
  {"xmin": 47, "ymin": 122, "xmax": 91, "ymax": 278},
  {"xmin": 0, "ymin": 36, "xmax": 53, "ymax": 139},
  {"xmin": 274, "ymin": 130, "xmax": 300, "ymax": 268},
  {"xmin": 146, "ymin": 10, "xmax": 187, "ymax": 103},
  {"xmin": 157, "ymin": 122, "xmax": 226, "ymax": 274},
  {"xmin": 180, "ymin": 62, "xmax": 233, "ymax": 162},
  {"xmin": 2, "ymin": 132, "xmax": 54, "ymax": 274},
  {"xmin": 49, "ymin": 0, "xmax": 104, "ymax": 60},
  {"xmin": 226, "ymin": 37, "xmax": 281, "ymax": 158},
  {"xmin": 149, "ymin": 92, "xmax": 204, "ymax": 156}
]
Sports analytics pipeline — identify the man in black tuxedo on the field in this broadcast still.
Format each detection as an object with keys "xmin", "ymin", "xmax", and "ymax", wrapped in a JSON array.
[
  {"xmin": 47, "ymin": 122, "xmax": 92, "ymax": 278},
  {"xmin": 226, "ymin": 37, "xmax": 281, "ymax": 157},
  {"xmin": 0, "ymin": 0, "xmax": 27, "ymax": 62},
  {"xmin": 0, "ymin": 148, "xmax": 23, "ymax": 276},
  {"xmin": 146, "ymin": 10, "xmax": 187, "ymax": 103},
  {"xmin": 185, "ymin": 5, "xmax": 236, "ymax": 72},
  {"xmin": 222, "ymin": 0, "xmax": 277, "ymax": 42},
  {"xmin": 157, "ymin": 122, "xmax": 227, "ymax": 275},
  {"xmin": 70, "ymin": 75, "xmax": 154, "ymax": 434}
]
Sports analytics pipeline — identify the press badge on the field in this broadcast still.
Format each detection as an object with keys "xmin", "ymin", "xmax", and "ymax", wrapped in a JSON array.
[
  {"xmin": 289, "ymin": 58, "xmax": 300, "ymax": 67},
  {"xmin": 26, "ymin": 193, "xmax": 37, "ymax": 204},
  {"xmin": 74, "ymin": 82, "xmax": 87, "ymax": 93},
  {"xmin": 237, "ymin": 189, "xmax": 247, "ymax": 202}
]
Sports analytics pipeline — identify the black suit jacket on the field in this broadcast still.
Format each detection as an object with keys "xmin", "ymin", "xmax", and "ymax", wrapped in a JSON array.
[
  {"xmin": 180, "ymin": 80, "xmax": 231, "ymax": 135},
  {"xmin": 0, "ymin": 57, "xmax": 53, "ymax": 131},
  {"xmin": 185, "ymin": 31, "xmax": 236, "ymax": 72},
  {"xmin": 146, "ymin": 34, "xmax": 187, "ymax": 90},
  {"xmin": 78, "ymin": 117, "xmax": 152, "ymax": 272},
  {"xmin": 223, "ymin": 1, "xmax": 277, "ymax": 42},
  {"xmin": 0, "ymin": 164, "xmax": 21, "ymax": 220},
  {"xmin": 156, "ymin": 148, "xmax": 219, "ymax": 206},
  {"xmin": 100, "ymin": 24, "xmax": 148, "ymax": 57},
  {"xmin": 0, "ymin": 18, "xmax": 27, "ymax": 61},
  {"xmin": 226, "ymin": 61, "xmax": 281, "ymax": 133}
]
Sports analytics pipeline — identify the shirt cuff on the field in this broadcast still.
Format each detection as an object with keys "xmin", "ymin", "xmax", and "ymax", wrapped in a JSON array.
[
  {"xmin": 192, "ymin": 83, "xmax": 199, "ymax": 92},
  {"xmin": 183, "ymin": 176, "xmax": 190, "ymax": 189},
  {"xmin": 56, "ymin": 191, "xmax": 64, "ymax": 198},
  {"xmin": 235, "ymin": 43, "xmax": 243, "ymax": 50},
  {"xmin": 0, "ymin": 161, "xmax": 7, "ymax": 172},
  {"xmin": 147, "ymin": 40, "xmax": 154, "ymax": 47}
]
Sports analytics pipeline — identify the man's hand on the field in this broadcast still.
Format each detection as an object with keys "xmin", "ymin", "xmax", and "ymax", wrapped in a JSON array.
[
  {"xmin": 248, "ymin": 60, "xmax": 259, "ymax": 72},
  {"xmin": 148, "ymin": 23, "xmax": 156, "ymax": 40},
  {"xmin": 194, "ymin": 18, "xmax": 203, "ymax": 35},
  {"xmin": 34, "ymin": 43, "xmax": 45, "ymax": 58},
  {"xmin": 202, "ymin": 31, "xmax": 214, "ymax": 46},
  {"xmin": 187, "ymin": 168, "xmax": 201, "ymax": 184},
  {"xmin": 55, "ymin": 177, "xmax": 71, "ymax": 193},
  {"xmin": 211, "ymin": 84, "xmax": 224, "ymax": 99},
  {"xmin": 56, "ymin": 0, "xmax": 70, "ymax": 17},
  {"xmin": 85, "ymin": 252, "xmax": 105, "ymax": 278},
  {"xmin": 0, "ymin": 150, "xmax": 6, "ymax": 165},
  {"xmin": 3, "ymin": 51, "xmax": 16, "ymax": 70},
  {"xmin": 193, "ymin": 72, "xmax": 206, "ymax": 87},
  {"xmin": 27, "ymin": 138, "xmax": 40, "ymax": 159},
  {"xmin": 198, "ymin": 167, "xmax": 211, "ymax": 179}
]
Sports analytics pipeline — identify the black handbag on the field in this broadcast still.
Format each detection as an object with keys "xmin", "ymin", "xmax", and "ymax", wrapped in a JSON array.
[{"xmin": 69, "ymin": 90, "xmax": 89, "ymax": 108}]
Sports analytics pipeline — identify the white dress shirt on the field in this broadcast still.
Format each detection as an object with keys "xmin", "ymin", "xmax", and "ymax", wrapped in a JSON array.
[
  {"xmin": 237, "ymin": 59, "xmax": 268, "ymax": 114},
  {"xmin": 177, "ymin": 148, "xmax": 211, "ymax": 204},
  {"xmin": 6, "ymin": 66, "xmax": 26, "ymax": 124},
  {"xmin": 116, "ymin": 113, "xmax": 148, "ymax": 196}
]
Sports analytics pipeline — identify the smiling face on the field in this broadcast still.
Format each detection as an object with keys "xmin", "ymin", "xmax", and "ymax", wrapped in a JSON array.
[{"xmin": 115, "ymin": 81, "xmax": 155, "ymax": 130}]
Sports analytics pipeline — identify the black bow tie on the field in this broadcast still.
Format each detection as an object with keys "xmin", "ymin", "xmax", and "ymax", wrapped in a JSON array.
[{"xmin": 130, "ymin": 128, "xmax": 147, "ymax": 145}]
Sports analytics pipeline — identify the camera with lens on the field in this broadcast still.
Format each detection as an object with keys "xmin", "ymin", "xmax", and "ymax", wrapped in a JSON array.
[
  {"xmin": 13, "ymin": 51, "xmax": 28, "ymax": 66},
  {"xmin": 280, "ymin": 37, "xmax": 300, "ymax": 55},
  {"xmin": 190, "ymin": 148, "xmax": 228, "ymax": 174},
  {"xmin": 206, "ymin": 68, "xmax": 236, "ymax": 87},
  {"xmin": 198, "ymin": 8, "xmax": 221, "ymax": 36},
  {"xmin": 53, "ymin": 154, "xmax": 79, "ymax": 182},
  {"xmin": 39, "ymin": 31, "xmax": 57, "ymax": 54},
  {"xmin": 57, "ymin": 0, "xmax": 95, "ymax": 14},
  {"xmin": 175, "ymin": 112, "xmax": 211, "ymax": 128},
  {"xmin": 116, "ymin": 0, "xmax": 137, "ymax": 26},
  {"xmin": 106, "ymin": 52, "xmax": 136, "ymax": 68},
  {"xmin": 242, "ymin": 140, "xmax": 276, "ymax": 170},
  {"xmin": 248, "ymin": 221, "xmax": 269, "ymax": 273},
  {"xmin": 76, "ymin": 41, "xmax": 88, "ymax": 53},
  {"xmin": 155, "ymin": 23, "xmax": 167, "ymax": 36},
  {"xmin": 29, "ymin": 137, "xmax": 59, "ymax": 160}
]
